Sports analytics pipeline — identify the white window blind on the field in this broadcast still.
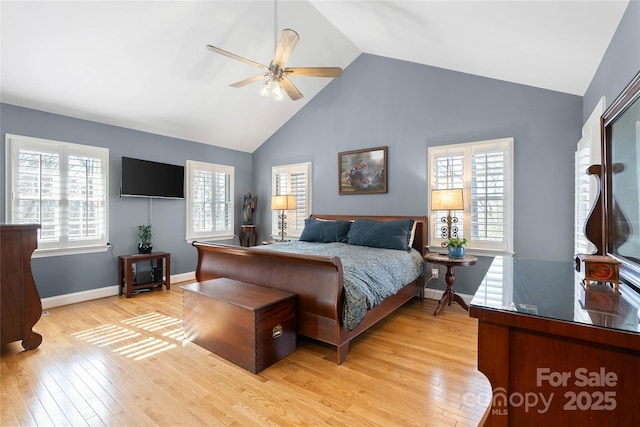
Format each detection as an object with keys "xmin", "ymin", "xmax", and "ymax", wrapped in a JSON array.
[
  {"xmin": 428, "ymin": 137, "xmax": 513, "ymax": 253},
  {"xmin": 186, "ymin": 160, "xmax": 234, "ymax": 241},
  {"xmin": 5, "ymin": 134, "xmax": 109, "ymax": 254},
  {"xmin": 574, "ymin": 97, "xmax": 605, "ymax": 255},
  {"xmin": 272, "ymin": 162, "xmax": 311, "ymax": 238}
]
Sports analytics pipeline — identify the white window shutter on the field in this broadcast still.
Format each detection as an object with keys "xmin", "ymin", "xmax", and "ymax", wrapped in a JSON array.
[
  {"xmin": 574, "ymin": 97, "xmax": 605, "ymax": 255},
  {"xmin": 6, "ymin": 134, "xmax": 109, "ymax": 253},
  {"xmin": 428, "ymin": 138, "xmax": 513, "ymax": 253},
  {"xmin": 186, "ymin": 160, "xmax": 234, "ymax": 241},
  {"xmin": 272, "ymin": 162, "xmax": 312, "ymax": 238}
]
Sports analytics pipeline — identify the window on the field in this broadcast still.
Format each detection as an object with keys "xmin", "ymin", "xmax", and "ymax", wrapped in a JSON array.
[
  {"xmin": 5, "ymin": 134, "xmax": 109, "ymax": 255},
  {"xmin": 574, "ymin": 97, "xmax": 605, "ymax": 255},
  {"xmin": 428, "ymin": 137, "xmax": 513, "ymax": 253},
  {"xmin": 186, "ymin": 160, "xmax": 234, "ymax": 241},
  {"xmin": 272, "ymin": 162, "xmax": 311, "ymax": 239}
]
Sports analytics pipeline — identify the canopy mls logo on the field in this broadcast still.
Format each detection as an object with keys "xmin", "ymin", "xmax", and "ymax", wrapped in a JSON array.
[
  {"xmin": 463, "ymin": 367, "xmax": 619, "ymax": 416},
  {"xmin": 463, "ymin": 387, "xmax": 553, "ymax": 415}
]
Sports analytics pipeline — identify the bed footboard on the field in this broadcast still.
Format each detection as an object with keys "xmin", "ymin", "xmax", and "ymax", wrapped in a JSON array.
[{"xmin": 193, "ymin": 242, "xmax": 346, "ymax": 356}]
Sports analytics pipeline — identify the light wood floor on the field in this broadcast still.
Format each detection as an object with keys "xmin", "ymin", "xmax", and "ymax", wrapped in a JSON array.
[{"xmin": 1, "ymin": 285, "xmax": 491, "ymax": 426}]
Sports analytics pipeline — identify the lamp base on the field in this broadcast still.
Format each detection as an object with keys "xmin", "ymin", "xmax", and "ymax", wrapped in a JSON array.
[{"xmin": 277, "ymin": 210, "xmax": 288, "ymax": 242}]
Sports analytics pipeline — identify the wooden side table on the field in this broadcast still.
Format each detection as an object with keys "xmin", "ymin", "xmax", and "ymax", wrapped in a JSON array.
[
  {"xmin": 239, "ymin": 225, "xmax": 257, "ymax": 247},
  {"xmin": 424, "ymin": 252, "xmax": 477, "ymax": 316},
  {"xmin": 118, "ymin": 252, "xmax": 171, "ymax": 298}
]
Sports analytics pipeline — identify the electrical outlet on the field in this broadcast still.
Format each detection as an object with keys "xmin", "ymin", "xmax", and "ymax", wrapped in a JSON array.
[{"xmin": 431, "ymin": 267, "xmax": 439, "ymax": 279}]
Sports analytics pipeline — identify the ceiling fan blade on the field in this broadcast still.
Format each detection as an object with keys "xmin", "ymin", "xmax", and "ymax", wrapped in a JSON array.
[
  {"xmin": 285, "ymin": 67, "xmax": 343, "ymax": 78},
  {"xmin": 280, "ymin": 75, "xmax": 303, "ymax": 101},
  {"xmin": 272, "ymin": 29, "xmax": 299, "ymax": 69},
  {"xmin": 230, "ymin": 73, "xmax": 269, "ymax": 88},
  {"xmin": 207, "ymin": 45, "xmax": 268, "ymax": 69}
]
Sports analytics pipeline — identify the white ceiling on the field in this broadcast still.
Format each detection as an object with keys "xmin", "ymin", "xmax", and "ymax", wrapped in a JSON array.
[{"xmin": 0, "ymin": 1, "xmax": 629, "ymax": 153}]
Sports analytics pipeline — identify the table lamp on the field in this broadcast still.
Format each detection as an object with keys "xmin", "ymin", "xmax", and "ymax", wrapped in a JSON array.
[
  {"xmin": 431, "ymin": 189, "xmax": 464, "ymax": 246},
  {"xmin": 271, "ymin": 195, "xmax": 296, "ymax": 241}
]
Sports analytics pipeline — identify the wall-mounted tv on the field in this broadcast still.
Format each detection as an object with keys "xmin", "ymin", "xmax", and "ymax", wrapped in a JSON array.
[{"xmin": 121, "ymin": 157, "xmax": 185, "ymax": 199}]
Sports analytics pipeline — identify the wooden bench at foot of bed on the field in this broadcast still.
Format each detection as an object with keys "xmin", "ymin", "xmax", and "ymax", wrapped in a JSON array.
[
  {"xmin": 182, "ymin": 278, "xmax": 297, "ymax": 373},
  {"xmin": 192, "ymin": 214, "xmax": 427, "ymax": 364}
]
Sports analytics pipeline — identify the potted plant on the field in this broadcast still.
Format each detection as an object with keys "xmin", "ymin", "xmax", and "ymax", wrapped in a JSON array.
[
  {"xmin": 137, "ymin": 225, "xmax": 152, "ymax": 254},
  {"xmin": 447, "ymin": 237, "xmax": 467, "ymax": 258}
]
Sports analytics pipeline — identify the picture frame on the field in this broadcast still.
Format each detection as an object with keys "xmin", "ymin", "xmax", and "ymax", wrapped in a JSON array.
[{"xmin": 338, "ymin": 146, "xmax": 387, "ymax": 195}]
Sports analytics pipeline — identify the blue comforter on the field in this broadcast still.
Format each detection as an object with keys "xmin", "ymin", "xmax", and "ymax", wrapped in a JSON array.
[{"xmin": 254, "ymin": 242, "xmax": 425, "ymax": 331}]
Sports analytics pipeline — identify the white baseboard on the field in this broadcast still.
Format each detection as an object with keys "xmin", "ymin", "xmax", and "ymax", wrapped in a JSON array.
[
  {"xmin": 42, "ymin": 285, "xmax": 119, "ymax": 310},
  {"xmin": 171, "ymin": 271, "xmax": 196, "ymax": 284},
  {"xmin": 41, "ymin": 271, "xmax": 196, "ymax": 310},
  {"xmin": 423, "ymin": 287, "xmax": 473, "ymax": 305}
]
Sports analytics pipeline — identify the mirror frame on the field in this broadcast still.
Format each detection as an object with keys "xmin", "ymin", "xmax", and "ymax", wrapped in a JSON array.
[{"xmin": 602, "ymin": 70, "xmax": 640, "ymax": 289}]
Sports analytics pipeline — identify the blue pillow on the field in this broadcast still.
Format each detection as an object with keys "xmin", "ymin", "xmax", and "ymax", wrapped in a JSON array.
[
  {"xmin": 299, "ymin": 218, "xmax": 352, "ymax": 243},
  {"xmin": 346, "ymin": 219, "xmax": 415, "ymax": 251}
]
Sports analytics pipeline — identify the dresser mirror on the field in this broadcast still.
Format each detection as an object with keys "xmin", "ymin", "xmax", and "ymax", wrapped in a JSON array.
[{"xmin": 603, "ymin": 70, "xmax": 640, "ymax": 289}]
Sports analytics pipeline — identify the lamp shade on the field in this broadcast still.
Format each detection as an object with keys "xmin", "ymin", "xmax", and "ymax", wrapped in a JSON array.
[
  {"xmin": 431, "ymin": 189, "xmax": 464, "ymax": 211},
  {"xmin": 271, "ymin": 195, "xmax": 296, "ymax": 210}
]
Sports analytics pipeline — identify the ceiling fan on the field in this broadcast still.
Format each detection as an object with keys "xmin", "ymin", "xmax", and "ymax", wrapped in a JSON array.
[{"xmin": 207, "ymin": 24, "xmax": 342, "ymax": 100}]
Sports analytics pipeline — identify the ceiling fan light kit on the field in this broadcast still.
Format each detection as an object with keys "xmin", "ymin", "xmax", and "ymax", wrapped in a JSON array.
[
  {"xmin": 207, "ymin": 27, "xmax": 342, "ymax": 101},
  {"xmin": 261, "ymin": 80, "xmax": 284, "ymax": 101}
]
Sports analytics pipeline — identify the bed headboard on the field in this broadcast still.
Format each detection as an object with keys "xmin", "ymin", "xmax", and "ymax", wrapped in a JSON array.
[{"xmin": 309, "ymin": 214, "xmax": 427, "ymax": 257}]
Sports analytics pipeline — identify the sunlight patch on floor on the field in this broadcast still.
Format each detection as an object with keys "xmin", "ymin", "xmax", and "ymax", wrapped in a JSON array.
[
  {"xmin": 121, "ymin": 312, "xmax": 183, "ymax": 333},
  {"xmin": 113, "ymin": 337, "xmax": 177, "ymax": 360},
  {"xmin": 72, "ymin": 324, "xmax": 142, "ymax": 347},
  {"xmin": 72, "ymin": 312, "xmax": 185, "ymax": 360}
]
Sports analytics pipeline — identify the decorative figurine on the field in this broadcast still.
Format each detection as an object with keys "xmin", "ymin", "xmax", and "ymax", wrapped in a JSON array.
[{"xmin": 242, "ymin": 193, "xmax": 257, "ymax": 225}]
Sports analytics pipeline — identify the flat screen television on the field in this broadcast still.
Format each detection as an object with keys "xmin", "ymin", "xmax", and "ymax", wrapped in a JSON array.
[{"xmin": 121, "ymin": 157, "xmax": 185, "ymax": 199}]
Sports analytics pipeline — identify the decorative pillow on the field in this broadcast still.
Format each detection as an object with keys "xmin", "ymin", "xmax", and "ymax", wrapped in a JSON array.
[
  {"xmin": 299, "ymin": 218, "xmax": 352, "ymax": 243},
  {"xmin": 347, "ymin": 219, "xmax": 416, "ymax": 251}
]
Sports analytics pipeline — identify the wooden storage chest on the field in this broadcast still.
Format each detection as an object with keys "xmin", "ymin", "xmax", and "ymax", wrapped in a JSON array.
[{"xmin": 181, "ymin": 278, "xmax": 296, "ymax": 373}]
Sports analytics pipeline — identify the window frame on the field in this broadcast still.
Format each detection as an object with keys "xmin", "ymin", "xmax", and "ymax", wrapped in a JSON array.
[
  {"xmin": 185, "ymin": 160, "xmax": 235, "ymax": 242},
  {"xmin": 428, "ymin": 137, "xmax": 514, "ymax": 254},
  {"xmin": 574, "ymin": 97, "xmax": 605, "ymax": 256},
  {"xmin": 271, "ymin": 162, "xmax": 312, "ymax": 239},
  {"xmin": 5, "ymin": 134, "xmax": 110, "ymax": 257}
]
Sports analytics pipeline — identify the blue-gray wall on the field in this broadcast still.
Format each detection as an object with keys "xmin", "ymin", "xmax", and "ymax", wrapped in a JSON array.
[
  {"xmin": 252, "ymin": 54, "xmax": 583, "ymax": 295},
  {"xmin": 0, "ymin": 104, "xmax": 252, "ymax": 298},
  {"xmin": 583, "ymin": 0, "xmax": 639, "ymax": 120},
  {"xmin": 252, "ymin": 1, "xmax": 640, "ymax": 296}
]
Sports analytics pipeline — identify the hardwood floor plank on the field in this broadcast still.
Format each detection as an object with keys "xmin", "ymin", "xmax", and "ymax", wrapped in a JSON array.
[{"xmin": 1, "ymin": 286, "xmax": 491, "ymax": 426}]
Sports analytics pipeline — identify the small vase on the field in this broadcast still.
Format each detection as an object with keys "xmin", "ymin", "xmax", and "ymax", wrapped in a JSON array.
[
  {"xmin": 138, "ymin": 243, "xmax": 152, "ymax": 254},
  {"xmin": 449, "ymin": 246, "xmax": 465, "ymax": 258}
]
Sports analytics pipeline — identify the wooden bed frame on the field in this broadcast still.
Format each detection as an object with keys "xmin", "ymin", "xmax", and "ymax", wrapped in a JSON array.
[{"xmin": 192, "ymin": 214, "xmax": 427, "ymax": 364}]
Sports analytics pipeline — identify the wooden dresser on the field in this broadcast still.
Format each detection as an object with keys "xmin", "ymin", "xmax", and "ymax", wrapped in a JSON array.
[
  {"xmin": 1, "ymin": 224, "xmax": 43, "ymax": 350},
  {"xmin": 470, "ymin": 257, "xmax": 640, "ymax": 426}
]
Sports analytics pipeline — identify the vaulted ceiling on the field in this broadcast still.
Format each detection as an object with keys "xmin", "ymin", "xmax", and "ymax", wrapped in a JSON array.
[{"xmin": 0, "ymin": 1, "xmax": 629, "ymax": 153}]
